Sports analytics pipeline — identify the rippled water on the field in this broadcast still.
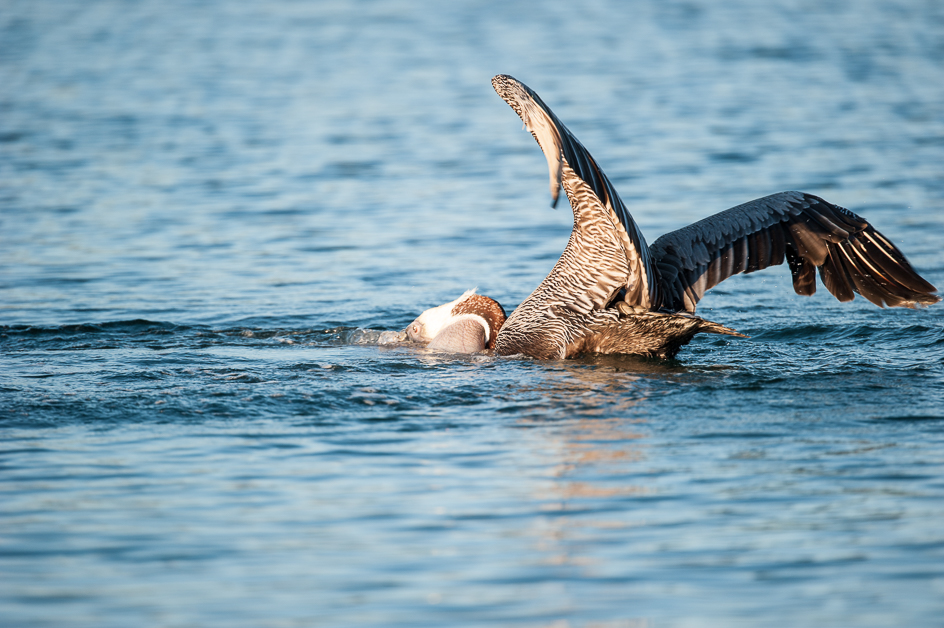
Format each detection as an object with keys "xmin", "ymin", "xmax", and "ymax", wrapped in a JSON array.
[{"xmin": 2, "ymin": 1, "xmax": 944, "ymax": 626}]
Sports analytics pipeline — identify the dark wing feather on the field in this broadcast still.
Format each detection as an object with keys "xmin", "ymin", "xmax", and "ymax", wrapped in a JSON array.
[
  {"xmin": 492, "ymin": 74, "xmax": 658, "ymax": 309},
  {"xmin": 650, "ymin": 191, "xmax": 938, "ymax": 312}
]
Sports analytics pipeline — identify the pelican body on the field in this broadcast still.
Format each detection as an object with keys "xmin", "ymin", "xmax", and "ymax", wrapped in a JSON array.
[{"xmin": 408, "ymin": 75, "xmax": 938, "ymax": 359}]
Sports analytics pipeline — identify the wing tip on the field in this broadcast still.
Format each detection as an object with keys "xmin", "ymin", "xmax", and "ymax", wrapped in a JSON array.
[{"xmin": 493, "ymin": 74, "xmax": 565, "ymax": 206}]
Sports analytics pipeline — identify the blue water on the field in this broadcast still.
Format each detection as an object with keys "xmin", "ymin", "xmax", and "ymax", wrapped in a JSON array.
[{"xmin": 3, "ymin": 1, "xmax": 944, "ymax": 626}]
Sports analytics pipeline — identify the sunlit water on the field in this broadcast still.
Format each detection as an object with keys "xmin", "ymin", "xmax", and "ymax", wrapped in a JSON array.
[{"xmin": 2, "ymin": 1, "xmax": 944, "ymax": 626}]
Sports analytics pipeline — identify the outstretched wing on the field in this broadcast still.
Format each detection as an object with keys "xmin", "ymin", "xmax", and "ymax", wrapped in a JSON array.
[
  {"xmin": 650, "ymin": 191, "xmax": 939, "ymax": 312},
  {"xmin": 491, "ymin": 74, "xmax": 657, "ymax": 309}
]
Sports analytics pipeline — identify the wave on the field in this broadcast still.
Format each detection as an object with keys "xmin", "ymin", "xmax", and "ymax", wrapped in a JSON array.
[
  {"xmin": 0, "ymin": 320, "xmax": 409, "ymax": 351},
  {"xmin": 747, "ymin": 322, "xmax": 944, "ymax": 347}
]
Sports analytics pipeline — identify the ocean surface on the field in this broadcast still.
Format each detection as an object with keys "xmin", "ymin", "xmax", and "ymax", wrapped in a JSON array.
[{"xmin": 2, "ymin": 1, "xmax": 944, "ymax": 626}]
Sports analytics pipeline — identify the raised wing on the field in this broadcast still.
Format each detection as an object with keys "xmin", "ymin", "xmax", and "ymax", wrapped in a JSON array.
[
  {"xmin": 491, "ymin": 74, "xmax": 657, "ymax": 309},
  {"xmin": 650, "ymin": 191, "xmax": 939, "ymax": 312}
]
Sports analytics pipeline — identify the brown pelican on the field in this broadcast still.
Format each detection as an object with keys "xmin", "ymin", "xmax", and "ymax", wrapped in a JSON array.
[{"xmin": 408, "ymin": 75, "xmax": 939, "ymax": 359}]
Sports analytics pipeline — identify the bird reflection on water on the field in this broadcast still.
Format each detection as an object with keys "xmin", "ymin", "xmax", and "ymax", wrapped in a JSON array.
[{"xmin": 510, "ymin": 364, "xmax": 657, "ymax": 575}]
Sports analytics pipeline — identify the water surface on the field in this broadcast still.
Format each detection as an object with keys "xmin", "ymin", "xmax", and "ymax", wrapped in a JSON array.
[{"xmin": 2, "ymin": 1, "xmax": 944, "ymax": 626}]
